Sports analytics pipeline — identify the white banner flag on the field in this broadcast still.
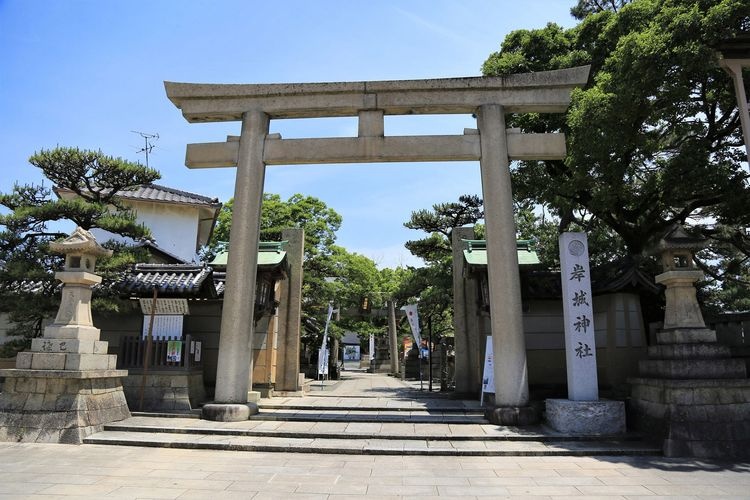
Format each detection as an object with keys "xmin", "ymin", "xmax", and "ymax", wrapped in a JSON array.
[
  {"xmin": 318, "ymin": 303, "xmax": 335, "ymax": 377},
  {"xmin": 401, "ymin": 303, "xmax": 422, "ymax": 347}
]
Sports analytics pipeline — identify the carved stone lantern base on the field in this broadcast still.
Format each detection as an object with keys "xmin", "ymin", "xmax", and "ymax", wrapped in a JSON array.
[
  {"xmin": 0, "ymin": 369, "xmax": 130, "ymax": 443},
  {"xmin": 628, "ymin": 324, "xmax": 750, "ymax": 458}
]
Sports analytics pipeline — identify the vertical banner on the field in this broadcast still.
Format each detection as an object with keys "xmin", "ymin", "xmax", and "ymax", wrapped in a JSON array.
[
  {"xmin": 318, "ymin": 303, "xmax": 334, "ymax": 378},
  {"xmin": 369, "ymin": 333, "xmax": 375, "ymax": 362},
  {"xmin": 317, "ymin": 347, "xmax": 329, "ymax": 376},
  {"xmin": 480, "ymin": 336, "xmax": 494, "ymax": 405},
  {"xmin": 401, "ymin": 303, "xmax": 422, "ymax": 347},
  {"xmin": 559, "ymin": 232, "xmax": 599, "ymax": 401}
]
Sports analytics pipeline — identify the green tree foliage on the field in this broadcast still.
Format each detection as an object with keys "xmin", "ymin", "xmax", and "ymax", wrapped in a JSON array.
[
  {"xmin": 0, "ymin": 147, "xmax": 160, "ymax": 355},
  {"xmin": 482, "ymin": 0, "xmax": 750, "ymax": 310},
  {"xmin": 209, "ymin": 193, "xmax": 343, "ymax": 336},
  {"xmin": 208, "ymin": 193, "xmax": 408, "ymax": 346},
  {"xmin": 400, "ymin": 195, "xmax": 485, "ymax": 338},
  {"xmin": 322, "ymin": 245, "xmax": 406, "ymax": 342},
  {"xmin": 211, "ymin": 193, "xmax": 342, "ymax": 260}
]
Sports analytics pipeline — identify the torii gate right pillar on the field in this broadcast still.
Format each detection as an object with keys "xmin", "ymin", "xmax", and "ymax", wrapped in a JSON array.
[{"xmin": 478, "ymin": 104, "xmax": 534, "ymax": 424}]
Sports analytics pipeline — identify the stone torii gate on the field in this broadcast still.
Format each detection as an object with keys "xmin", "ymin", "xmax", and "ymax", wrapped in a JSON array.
[{"xmin": 165, "ymin": 66, "xmax": 590, "ymax": 422}]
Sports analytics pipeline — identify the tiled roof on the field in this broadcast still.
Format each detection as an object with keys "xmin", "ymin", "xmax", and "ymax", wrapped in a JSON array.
[
  {"xmin": 462, "ymin": 239, "xmax": 541, "ymax": 267},
  {"xmin": 213, "ymin": 271, "xmax": 226, "ymax": 297},
  {"xmin": 0, "ymin": 279, "xmax": 60, "ymax": 295},
  {"xmin": 210, "ymin": 241, "xmax": 288, "ymax": 268},
  {"xmin": 116, "ymin": 184, "xmax": 220, "ymax": 207},
  {"xmin": 54, "ymin": 183, "xmax": 220, "ymax": 208},
  {"xmin": 117, "ymin": 264, "xmax": 217, "ymax": 298},
  {"xmin": 520, "ymin": 258, "xmax": 660, "ymax": 299}
]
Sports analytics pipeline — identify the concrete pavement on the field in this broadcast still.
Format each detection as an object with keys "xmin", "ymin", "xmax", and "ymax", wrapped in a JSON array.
[
  {"xmin": 1, "ymin": 441, "xmax": 749, "ymax": 498},
  {"xmin": 2, "ymin": 371, "xmax": 747, "ymax": 497}
]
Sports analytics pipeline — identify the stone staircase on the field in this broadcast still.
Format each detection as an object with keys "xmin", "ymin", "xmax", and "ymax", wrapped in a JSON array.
[{"xmin": 84, "ymin": 394, "xmax": 660, "ymax": 456}]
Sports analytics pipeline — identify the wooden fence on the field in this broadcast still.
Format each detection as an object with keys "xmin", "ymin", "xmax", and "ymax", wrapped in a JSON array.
[{"xmin": 119, "ymin": 334, "xmax": 203, "ymax": 371}]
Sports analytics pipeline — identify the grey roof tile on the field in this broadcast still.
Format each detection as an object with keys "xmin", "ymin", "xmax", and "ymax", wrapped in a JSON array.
[
  {"xmin": 118, "ymin": 264, "xmax": 217, "ymax": 297},
  {"xmin": 117, "ymin": 184, "xmax": 220, "ymax": 207}
]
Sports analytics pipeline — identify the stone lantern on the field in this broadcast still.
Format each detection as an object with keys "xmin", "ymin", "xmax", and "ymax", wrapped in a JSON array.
[
  {"xmin": 653, "ymin": 224, "xmax": 715, "ymax": 343},
  {"xmin": 44, "ymin": 227, "xmax": 113, "ymax": 344},
  {"xmin": 628, "ymin": 224, "xmax": 750, "ymax": 459},
  {"xmin": 0, "ymin": 227, "xmax": 130, "ymax": 443}
]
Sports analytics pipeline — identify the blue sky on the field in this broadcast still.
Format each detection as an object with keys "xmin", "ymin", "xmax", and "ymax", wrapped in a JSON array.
[{"xmin": 0, "ymin": 1, "xmax": 576, "ymax": 268}]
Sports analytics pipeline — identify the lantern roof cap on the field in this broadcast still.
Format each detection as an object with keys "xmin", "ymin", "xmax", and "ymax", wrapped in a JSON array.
[
  {"xmin": 49, "ymin": 227, "xmax": 113, "ymax": 257},
  {"xmin": 655, "ymin": 224, "xmax": 706, "ymax": 252}
]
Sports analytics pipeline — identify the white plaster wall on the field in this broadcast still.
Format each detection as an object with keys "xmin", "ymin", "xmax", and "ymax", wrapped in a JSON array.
[{"xmin": 92, "ymin": 201, "xmax": 201, "ymax": 263}]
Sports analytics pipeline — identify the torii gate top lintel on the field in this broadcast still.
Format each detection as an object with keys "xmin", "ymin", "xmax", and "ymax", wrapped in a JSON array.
[{"xmin": 164, "ymin": 65, "xmax": 590, "ymax": 122}]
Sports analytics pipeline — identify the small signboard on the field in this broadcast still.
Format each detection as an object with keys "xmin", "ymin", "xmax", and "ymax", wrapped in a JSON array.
[
  {"xmin": 343, "ymin": 345, "xmax": 360, "ymax": 361},
  {"xmin": 480, "ymin": 336, "xmax": 494, "ymax": 405},
  {"xmin": 194, "ymin": 341, "xmax": 202, "ymax": 363},
  {"xmin": 166, "ymin": 340, "xmax": 182, "ymax": 363},
  {"xmin": 142, "ymin": 315, "xmax": 183, "ymax": 339},
  {"xmin": 140, "ymin": 298, "xmax": 190, "ymax": 315}
]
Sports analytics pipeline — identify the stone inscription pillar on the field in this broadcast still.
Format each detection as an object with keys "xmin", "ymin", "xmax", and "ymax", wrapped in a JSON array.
[
  {"xmin": 477, "ymin": 104, "xmax": 529, "ymax": 408},
  {"xmin": 275, "ymin": 228, "xmax": 305, "ymax": 393},
  {"xmin": 212, "ymin": 110, "xmax": 269, "ymax": 408}
]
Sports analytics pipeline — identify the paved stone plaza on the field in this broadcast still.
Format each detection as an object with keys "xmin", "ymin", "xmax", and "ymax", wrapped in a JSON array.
[
  {"xmin": 0, "ymin": 372, "xmax": 748, "ymax": 497},
  {"xmin": 1, "ymin": 441, "xmax": 749, "ymax": 498}
]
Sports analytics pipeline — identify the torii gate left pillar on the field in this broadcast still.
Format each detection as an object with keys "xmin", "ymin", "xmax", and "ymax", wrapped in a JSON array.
[
  {"xmin": 201, "ymin": 110, "xmax": 268, "ymax": 420},
  {"xmin": 165, "ymin": 67, "xmax": 589, "ymax": 422}
]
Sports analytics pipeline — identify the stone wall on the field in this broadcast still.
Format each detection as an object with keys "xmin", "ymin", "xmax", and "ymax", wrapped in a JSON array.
[{"xmin": 0, "ymin": 372, "xmax": 130, "ymax": 443}]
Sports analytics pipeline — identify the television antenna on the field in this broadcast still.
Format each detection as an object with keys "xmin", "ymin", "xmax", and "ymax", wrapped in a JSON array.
[{"xmin": 131, "ymin": 130, "xmax": 159, "ymax": 168}]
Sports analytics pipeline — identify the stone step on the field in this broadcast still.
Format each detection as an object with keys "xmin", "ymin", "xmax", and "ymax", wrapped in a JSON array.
[
  {"xmin": 101, "ymin": 418, "xmax": 646, "ymax": 442},
  {"xmin": 258, "ymin": 403, "xmax": 483, "ymax": 413},
  {"xmin": 252, "ymin": 409, "xmax": 488, "ymax": 424},
  {"xmin": 638, "ymin": 358, "xmax": 747, "ymax": 379},
  {"xmin": 85, "ymin": 430, "xmax": 661, "ymax": 456},
  {"xmin": 648, "ymin": 343, "xmax": 732, "ymax": 360}
]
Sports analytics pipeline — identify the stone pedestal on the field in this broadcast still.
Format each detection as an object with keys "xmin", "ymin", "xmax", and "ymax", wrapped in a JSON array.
[
  {"xmin": 546, "ymin": 399, "xmax": 625, "ymax": 435},
  {"xmin": 485, "ymin": 405, "xmax": 540, "ymax": 426},
  {"xmin": 629, "ymin": 340, "xmax": 750, "ymax": 458},
  {"xmin": 202, "ymin": 402, "xmax": 258, "ymax": 421},
  {"xmin": 0, "ymin": 369, "xmax": 129, "ymax": 443},
  {"xmin": 0, "ymin": 305, "xmax": 131, "ymax": 443},
  {"xmin": 122, "ymin": 370, "xmax": 206, "ymax": 412}
]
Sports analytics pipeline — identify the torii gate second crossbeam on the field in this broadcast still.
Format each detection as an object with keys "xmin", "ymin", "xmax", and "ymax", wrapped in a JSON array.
[{"xmin": 165, "ymin": 66, "xmax": 590, "ymax": 423}]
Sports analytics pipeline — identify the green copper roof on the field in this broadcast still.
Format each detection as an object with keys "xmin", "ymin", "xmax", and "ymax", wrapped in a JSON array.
[
  {"xmin": 210, "ymin": 241, "xmax": 288, "ymax": 268},
  {"xmin": 462, "ymin": 239, "xmax": 540, "ymax": 267}
]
